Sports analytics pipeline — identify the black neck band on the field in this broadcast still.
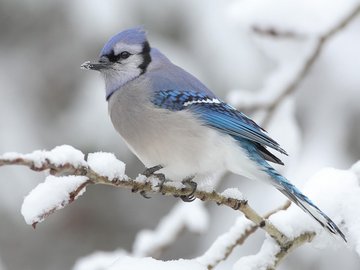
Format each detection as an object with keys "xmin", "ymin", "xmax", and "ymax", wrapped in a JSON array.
[{"xmin": 138, "ymin": 41, "xmax": 151, "ymax": 75}]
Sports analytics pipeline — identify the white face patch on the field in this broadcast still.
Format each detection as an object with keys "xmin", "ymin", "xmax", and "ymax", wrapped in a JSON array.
[
  {"xmin": 102, "ymin": 43, "xmax": 145, "ymax": 98},
  {"xmin": 113, "ymin": 42, "xmax": 143, "ymax": 55},
  {"xmin": 183, "ymin": 98, "xmax": 221, "ymax": 107}
]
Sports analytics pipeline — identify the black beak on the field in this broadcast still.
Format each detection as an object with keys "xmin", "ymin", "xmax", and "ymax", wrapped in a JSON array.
[{"xmin": 80, "ymin": 60, "xmax": 110, "ymax": 71}]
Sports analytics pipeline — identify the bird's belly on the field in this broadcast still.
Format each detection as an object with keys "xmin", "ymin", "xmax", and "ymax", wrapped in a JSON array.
[
  {"xmin": 109, "ymin": 103, "xmax": 228, "ymax": 181},
  {"xmin": 136, "ymin": 126, "xmax": 229, "ymax": 181}
]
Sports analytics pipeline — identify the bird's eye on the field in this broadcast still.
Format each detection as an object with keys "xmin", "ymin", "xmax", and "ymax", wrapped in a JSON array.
[
  {"xmin": 120, "ymin": 51, "xmax": 131, "ymax": 59},
  {"xmin": 106, "ymin": 50, "xmax": 132, "ymax": 62}
]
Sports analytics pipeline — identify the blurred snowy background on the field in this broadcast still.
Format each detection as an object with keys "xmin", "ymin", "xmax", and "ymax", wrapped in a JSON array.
[{"xmin": 0, "ymin": 0, "xmax": 360, "ymax": 269}]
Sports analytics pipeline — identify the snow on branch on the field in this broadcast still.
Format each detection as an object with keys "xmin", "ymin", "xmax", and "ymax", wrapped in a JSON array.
[
  {"xmin": 2, "ymin": 145, "xmax": 359, "ymax": 270},
  {"xmin": 0, "ymin": 146, "xmax": 126, "ymax": 227},
  {"xmin": 0, "ymin": 145, "xmax": 288, "ymax": 246},
  {"xmin": 21, "ymin": 175, "xmax": 90, "ymax": 227}
]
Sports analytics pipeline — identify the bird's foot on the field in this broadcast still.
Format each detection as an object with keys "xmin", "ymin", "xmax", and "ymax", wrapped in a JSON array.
[
  {"xmin": 131, "ymin": 186, "xmax": 152, "ymax": 199},
  {"xmin": 142, "ymin": 165, "xmax": 163, "ymax": 177},
  {"xmin": 142, "ymin": 165, "xmax": 167, "ymax": 194},
  {"xmin": 231, "ymin": 200, "xmax": 241, "ymax": 210},
  {"xmin": 180, "ymin": 176, "xmax": 197, "ymax": 202},
  {"xmin": 154, "ymin": 173, "xmax": 167, "ymax": 194},
  {"xmin": 133, "ymin": 165, "xmax": 164, "ymax": 199}
]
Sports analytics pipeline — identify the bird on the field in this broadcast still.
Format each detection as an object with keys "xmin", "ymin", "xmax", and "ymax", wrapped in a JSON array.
[{"xmin": 81, "ymin": 26, "xmax": 346, "ymax": 241}]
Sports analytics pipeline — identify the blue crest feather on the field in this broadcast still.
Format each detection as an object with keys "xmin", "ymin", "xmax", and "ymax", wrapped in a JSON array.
[{"xmin": 100, "ymin": 26, "xmax": 147, "ymax": 56}]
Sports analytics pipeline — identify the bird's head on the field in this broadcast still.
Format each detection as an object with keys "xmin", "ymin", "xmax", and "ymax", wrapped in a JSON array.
[{"xmin": 81, "ymin": 27, "xmax": 152, "ymax": 99}]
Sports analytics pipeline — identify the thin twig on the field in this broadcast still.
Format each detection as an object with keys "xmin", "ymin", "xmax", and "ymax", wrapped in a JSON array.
[
  {"xmin": 233, "ymin": 231, "xmax": 315, "ymax": 270},
  {"xmin": 271, "ymin": 232, "xmax": 315, "ymax": 269}
]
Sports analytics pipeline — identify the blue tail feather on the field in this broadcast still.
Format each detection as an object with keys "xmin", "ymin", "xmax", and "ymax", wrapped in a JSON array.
[
  {"xmin": 269, "ymin": 168, "xmax": 346, "ymax": 242},
  {"xmin": 239, "ymin": 139, "xmax": 346, "ymax": 241}
]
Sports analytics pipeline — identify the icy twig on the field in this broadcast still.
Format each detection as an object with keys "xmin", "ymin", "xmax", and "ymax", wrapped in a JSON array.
[
  {"xmin": 270, "ymin": 232, "xmax": 315, "ymax": 270},
  {"xmin": 251, "ymin": 26, "xmax": 304, "ymax": 39},
  {"xmin": 0, "ymin": 148, "xmax": 289, "ymax": 246}
]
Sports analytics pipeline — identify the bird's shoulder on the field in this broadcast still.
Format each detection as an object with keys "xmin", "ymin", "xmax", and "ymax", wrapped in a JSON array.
[{"xmin": 145, "ymin": 60, "xmax": 216, "ymax": 110}]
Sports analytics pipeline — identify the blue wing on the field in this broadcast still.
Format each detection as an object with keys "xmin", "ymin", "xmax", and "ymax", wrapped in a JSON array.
[
  {"xmin": 151, "ymin": 90, "xmax": 287, "ymax": 159},
  {"xmin": 151, "ymin": 90, "xmax": 346, "ymax": 241}
]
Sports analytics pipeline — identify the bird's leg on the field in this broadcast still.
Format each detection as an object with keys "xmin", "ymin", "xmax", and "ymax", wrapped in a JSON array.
[
  {"xmin": 180, "ymin": 176, "xmax": 197, "ymax": 202},
  {"xmin": 141, "ymin": 165, "xmax": 165, "ymax": 197},
  {"xmin": 154, "ymin": 173, "xmax": 167, "ymax": 194}
]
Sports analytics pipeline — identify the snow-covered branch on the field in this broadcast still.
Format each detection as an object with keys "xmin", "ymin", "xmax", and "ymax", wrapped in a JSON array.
[
  {"xmin": 22, "ymin": 175, "xmax": 91, "ymax": 228},
  {"xmin": 0, "ymin": 145, "xmax": 288, "ymax": 246},
  {"xmin": 2, "ymin": 146, "xmax": 359, "ymax": 270}
]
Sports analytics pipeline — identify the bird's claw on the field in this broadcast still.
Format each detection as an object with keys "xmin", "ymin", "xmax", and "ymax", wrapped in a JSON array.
[
  {"xmin": 231, "ymin": 201, "xmax": 241, "ymax": 210},
  {"xmin": 180, "ymin": 177, "xmax": 197, "ymax": 202},
  {"xmin": 142, "ymin": 165, "xmax": 163, "ymax": 177},
  {"xmin": 142, "ymin": 165, "xmax": 167, "ymax": 193},
  {"xmin": 140, "ymin": 190, "xmax": 151, "ymax": 199},
  {"xmin": 180, "ymin": 194, "xmax": 196, "ymax": 202},
  {"xmin": 154, "ymin": 173, "xmax": 167, "ymax": 193}
]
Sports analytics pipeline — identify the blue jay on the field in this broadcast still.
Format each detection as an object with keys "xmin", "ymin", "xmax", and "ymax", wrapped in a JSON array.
[{"xmin": 81, "ymin": 27, "xmax": 345, "ymax": 241}]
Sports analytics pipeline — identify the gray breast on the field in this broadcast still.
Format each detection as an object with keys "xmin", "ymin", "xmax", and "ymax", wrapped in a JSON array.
[
  {"xmin": 108, "ymin": 77, "xmax": 197, "ymax": 161},
  {"xmin": 107, "ymin": 76, "xmax": 231, "ymax": 181}
]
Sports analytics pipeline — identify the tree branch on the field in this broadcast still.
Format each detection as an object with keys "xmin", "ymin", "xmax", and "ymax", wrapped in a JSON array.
[
  {"xmin": 271, "ymin": 232, "xmax": 315, "ymax": 269},
  {"xmin": 0, "ymin": 149, "xmax": 321, "ymax": 270},
  {"xmin": 0, "ymin": 152, "xmax": 290, "ymax": 246}
]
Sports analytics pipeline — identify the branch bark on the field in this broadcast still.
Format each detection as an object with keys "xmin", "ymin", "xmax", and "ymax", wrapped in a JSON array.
[{"xmin": 271, "ymin": 232, "xmax": 315, "ymax": 270}]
